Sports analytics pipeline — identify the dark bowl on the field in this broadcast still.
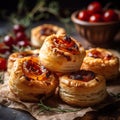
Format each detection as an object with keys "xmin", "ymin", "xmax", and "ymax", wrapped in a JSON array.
[{"xmin": 71, "ymin": 10, "xmax": 120, "ymax": 46}]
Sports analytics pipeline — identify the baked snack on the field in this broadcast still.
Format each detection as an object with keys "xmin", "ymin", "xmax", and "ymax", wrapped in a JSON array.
[
  {"xmin": 8, "ymin": 56, "xmax": 58, "ymax": 102},
  {"xmin": 81, "ymin": 48, "xmax": 119, "ymax": 80},
  {"xmin": 7, "ymin": 49, "xmax": 39, "ymax": 74},
  {"xmin": 59, "ymin": 70, "xmax": 107, "ymax": 107},
  {"xmin": 31, "ymin": 24, "xmax": 66, "ymax": 48},
  {"xmin": 39, "ymin": 34, "xmax": 86, "ymax": 73}
]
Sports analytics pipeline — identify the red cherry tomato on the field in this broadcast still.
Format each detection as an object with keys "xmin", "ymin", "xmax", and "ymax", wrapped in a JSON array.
[
  {"xmin": 0, "ymin": 43, "xmax": 10, "ymax": 54},
  {"xmin": 89, "ymin": 13, "xmax": 102, "ymax": 22},
  {"xmin": 13, "ymin": 24, "xmax": 25, "ymax": 34},
  {"xmin": 17, "ymin": 40, "xmax": 31, "ymax": 47},
  {"xmin": 15, "ymin": 32, "xmax": 27, "ymax": 41},
  {"xmin": 103, "ymin": 9, "xmax": 119, "ymax": 22},
  {"xmin": 77, "ymin": 10, "xmax": 90, "ymax": 21},
  {"xmin": 0, "ymin": 57, "xmax": 7, "ymax": 71},
  {"xmin": 3, "ymin": 35, "xmax": 15, "ymax": 47},
  {"xmin": 87, "ymin": 1, "xmax": 102, "ymax": 15}
]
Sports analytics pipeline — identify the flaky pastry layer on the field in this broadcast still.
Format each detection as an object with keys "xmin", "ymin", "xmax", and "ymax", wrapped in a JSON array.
[
  {"xmin": 81, "ymin": 48, "xmax": 119, "ymax": 80},
  {"xmin": 9, "ymin": 56, "xmax": 58, "ymax": 102},
  {"xmin": 39, "ymin": 34, "xmax": 86, "ymax": 73},
  {"xmin": 59, "ymin": 72, "xmax": 107, "ymax": 107}
]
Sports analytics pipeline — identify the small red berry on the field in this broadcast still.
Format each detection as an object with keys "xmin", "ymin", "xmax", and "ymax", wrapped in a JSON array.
[
  {"xmin": 13, "ymin": 24, "xmax": 25, "ymax": 34},
  {"xmin": 89, "ymin": 14, "xmax": 102, "ymax": 22},
  {"xmin": 17, "ymin": 40, "xmax": 31, "ymax": 47},
  {"xmin": 103, "ymin": 9, "xmax": 119, "ymax": 22},
  {"xmin": 0, "ymin": 57, "xmax": 7, "ymax": 71},
  {"xmin": 87, "ymin": 1, "xmax": 102, "ymax": 15},
  {"xmin": 15, "ymin": 32, "xmax": 26, "ymax": 41},
  {"xmin": 3, "ymin": 35, "xmax": 15, "ymax": 47},
  {"xmin": 0, "ymin": 43, "xmax": 10, "ymax": 54},
  {"xmin": 77, "ymin": 10, "xmax": 90, "ymax": 21}
]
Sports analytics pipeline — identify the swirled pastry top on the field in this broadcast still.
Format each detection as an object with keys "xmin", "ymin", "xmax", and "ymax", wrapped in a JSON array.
[
  {"xmin": 39, "ymin": 34, "xmax": 86, "ymax": 72},
  {"xmin": 60, "ymin": 70, "xmax": 103, "ymax": 88},
  {"xmin": 21, "ymin": 57, "xmax": 53, "ymax": 81},
  {"xmin": 86, "ymin": 48, "xmax": 117, "ymax": 60},
  {"xmin": 31, "ymin": 24, "xmax": 66, "ymax": 47},
  {"xmin": 7, "ymin": 49, "xmax": 39, "ymax": 73},
  {"xmin": 50, "ymin": 35, "xmax": 80, "ymax": 54}
]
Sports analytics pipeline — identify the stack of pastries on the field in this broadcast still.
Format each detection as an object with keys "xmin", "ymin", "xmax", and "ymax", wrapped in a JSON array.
[{"xmin": 8, "ymin": 24, "xmax": 119, "ymax": 107}]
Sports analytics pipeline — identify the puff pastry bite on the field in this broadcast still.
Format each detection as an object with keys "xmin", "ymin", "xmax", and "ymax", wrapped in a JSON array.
[
  {"xmin": 39, "ymin": 34, "xmax": 86, "ymax": 73},
  {"xmin": 9, "ymin": 56, "xmax": 58, "ymax": 102},
  {"xmin": 7, "ymin": 49, "xmax": 39, "ymax": 74},
  {"xmin": 81, "ymin": 48, "xmax": 119, "ymax": 80},
  {"xmin": 59, "ymin": 70, "xmax": 107, "ymax": 107},
  {"xmin": 31, "ymin": 24, "xmax": 66, "ymax": 48}
]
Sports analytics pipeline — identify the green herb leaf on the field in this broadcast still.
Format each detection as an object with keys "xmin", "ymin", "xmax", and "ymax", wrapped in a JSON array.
[
  {"xmin": 12, "ymin": 45, "xmax": 32, "ymax": 52},
  {"xmin": 38, "ymin": 100, "xmax": 81, "ymax": 113},
  {"xmin": 2, "ymin": 0, "xmax": 70, "ymax": 28}
]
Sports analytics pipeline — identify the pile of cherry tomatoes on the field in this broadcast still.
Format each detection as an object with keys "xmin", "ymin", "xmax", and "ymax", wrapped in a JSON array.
[
  {"xmin": 0, "ymin": 24, "xmax": 31, "ymax": 71},
  {"xmin": 77, "ymin": 1, "xmax": 119, "ymax": 22}
]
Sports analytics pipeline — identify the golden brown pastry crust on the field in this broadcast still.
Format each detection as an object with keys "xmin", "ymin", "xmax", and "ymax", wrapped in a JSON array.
[
  {"xmin": 31, "ymin": 24, "xmax": 66, "ymax": 48},
  {"xmin": 39, "ymin": 34, "xmax": 86, "ymax": 73},
  {"xmin": 59, "ymin": 70, "xmax": 107, "ymax": 107},
  {"xmin": 8, "ymin": 56, "xmax": 58, "ymax": 102},
  {"xmin": 81, "ymin": 48, "xmax": 119, "ymax": 80},
  {"xmin": 7, "ymin": 49, "xmax": 39, "ymax": 74}
]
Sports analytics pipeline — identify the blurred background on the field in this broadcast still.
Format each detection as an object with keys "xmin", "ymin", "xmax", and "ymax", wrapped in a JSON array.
[
  {"xmin": 0, "ymin": 0, "xmax": 120, "ymax": 49},
  {"xmin": 0, "ymin": 0, "xmax": 120, "ymax": 24}
]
